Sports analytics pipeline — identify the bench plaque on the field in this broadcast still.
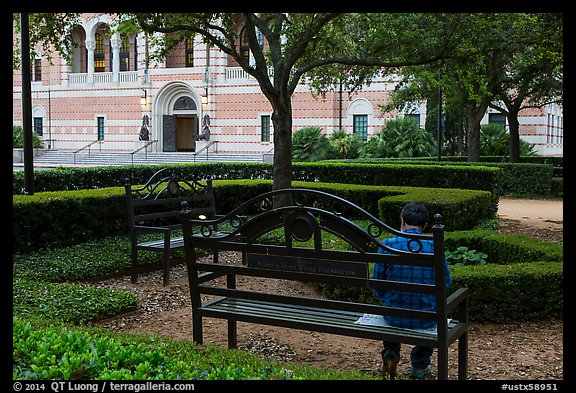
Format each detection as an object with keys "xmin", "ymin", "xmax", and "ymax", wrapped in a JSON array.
[{"xmin": 247, "ymin": 253, "xmax": 368, "ymax": 278}]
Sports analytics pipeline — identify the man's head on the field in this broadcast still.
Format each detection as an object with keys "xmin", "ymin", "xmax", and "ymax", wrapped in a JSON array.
[{"xmin": 400, "ymin": 201, "xmax": 429, "ymax": 230}]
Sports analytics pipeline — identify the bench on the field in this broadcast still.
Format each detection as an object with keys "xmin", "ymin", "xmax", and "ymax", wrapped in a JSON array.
[
  {"xmin": 180, "ymin": 188, "xmax": 469, "ymax": 379},
  {"xmin": 124, "ymin": 168, "xmax": 218, "ymax": 286}
]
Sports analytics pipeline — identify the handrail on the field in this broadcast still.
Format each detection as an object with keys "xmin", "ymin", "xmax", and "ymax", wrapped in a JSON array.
[
  {"xmin": 130, "ymin": 139, "xmax": 158, "ymax": 165},
  {"xmin": 193, "ymin": 140, "xmax": 219, "ymax": 163},
  {"xmin": 262, "ymin": 146, "xmax": 274, "ymax": 163},
  {"xmin": 73, "ymin": 140, "xmax": 102, "ymax": 164}
]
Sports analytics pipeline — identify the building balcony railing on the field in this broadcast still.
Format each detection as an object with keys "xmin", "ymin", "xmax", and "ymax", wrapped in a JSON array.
[
  {"xmin": 225, "ymin": 67, "xmax": 273, "ymax": 81},
  {"xmin": 68, "ymin": 73, "xmax": 87, "ymax": 84},
  {"xmin": 68, "ymin": 71, "xmax": 139, "ymax": 85},
  {"xmin": 94, "ymin": 72, "xmax": 112, "ymax": 84},
  {"xmin": 226, "ymin": 67, "xmax": 251, "ymax": 80},
  {"xmin": 69, "ymin": 68, "xmax": 272, "ymax": 85},
  {"xmin": 119, "ymin": 71, "xmax": 139, "ymax": 83}
]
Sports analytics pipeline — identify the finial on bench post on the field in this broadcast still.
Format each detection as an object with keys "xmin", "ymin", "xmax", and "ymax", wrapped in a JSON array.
[
  {"xmin": 432, "ymin": 213, "xmax": 444, "ymax": 234},
  {"xmin": 433, "ymin": 213, "xmax": 443, "ymax": 227}
]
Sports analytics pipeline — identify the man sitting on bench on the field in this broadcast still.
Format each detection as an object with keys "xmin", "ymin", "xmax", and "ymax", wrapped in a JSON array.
[{"xmin": 372, "ymin": 201, "xmax": 453, "ymax": 380}]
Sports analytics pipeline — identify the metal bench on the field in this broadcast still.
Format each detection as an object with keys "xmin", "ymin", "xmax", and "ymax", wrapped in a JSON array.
[
  {"xmin": 124, "ymin": 168, "xmax": 218, "ymax": 286},
  {"xmin": 180, "ymin": 188, "xmax": 469, "ymax": 379}
]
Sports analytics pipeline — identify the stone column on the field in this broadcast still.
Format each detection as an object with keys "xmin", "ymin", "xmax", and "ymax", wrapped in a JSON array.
[
  {"xmin": 85, "ymin": 40, "xmax": 95, "ymax": 84},
  {"xmin": 110, "ymin": 38, "xmax": 121, "ymax": 84}
]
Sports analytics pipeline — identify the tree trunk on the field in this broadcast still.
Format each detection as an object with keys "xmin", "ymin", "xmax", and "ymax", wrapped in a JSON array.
[
  {"xmin": 466, "ymin": 115, "xmax": 481, "ymax": 162},
  {"xmin": 464, "ymin": 99, "xmax": 490, "ymax": 162},
  {"xmin": 272, "ymin": 109, "xmax": 293, "ymax": 191},
  {"xmin": 249, "ymin": 60, "xmax": 294, "ymax": 195},
  {"xmin": 507, "ymin": 109, "xmax": 521, "ymax": 163},
  {"xmin": 270, "ymin": 90, "xmax": 294, "ymax": 205}
]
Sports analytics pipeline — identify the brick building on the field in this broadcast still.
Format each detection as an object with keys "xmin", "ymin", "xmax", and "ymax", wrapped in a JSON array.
[{"xmin": 13, "ymin": 13, "xmax": 563, "ymax": 157}]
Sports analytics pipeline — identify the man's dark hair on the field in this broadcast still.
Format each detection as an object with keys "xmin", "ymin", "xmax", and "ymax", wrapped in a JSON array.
[{"xmin": 400, "ymin": 201, "xmax": 429, "ymax": 228}]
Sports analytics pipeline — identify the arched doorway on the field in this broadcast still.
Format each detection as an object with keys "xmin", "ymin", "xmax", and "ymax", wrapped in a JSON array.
[
  {"xmin": 154, "ymin": 82, "xmax": 202, "ymax": 152},
  {"xmin": 165, "ymin": 96, "xmax": 198, "ymax": 152}
]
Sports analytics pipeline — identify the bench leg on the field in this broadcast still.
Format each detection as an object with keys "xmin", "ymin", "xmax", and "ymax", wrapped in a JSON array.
[
  {"xmin": 437, "ymin": 346, "xmax": 449, "ymax": 380},
  {"xmin": 228, "ymin": 320, "xmax": 237, "ymax": 349},
  {"xmin": 226, "ymin": 273, "xmax": 237, "ymax": 349},
  {"xmin": 458, "ymin": 332, "xmax": 468, "ymax": 380},
  {"xmin": 192, "ymin": 314, "xmax": 203, "ymax": 345},
  {"xmin": 131, "ymin": 247, "xmax": 138, "ymax": 284},
  {"xmin": 163, "ymin": 248, "xmax": 170, "ymax": 286}
]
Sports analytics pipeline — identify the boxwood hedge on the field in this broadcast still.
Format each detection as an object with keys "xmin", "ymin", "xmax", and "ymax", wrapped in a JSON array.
[
  {"xmin": 13, "ymin": 180, "xmax": 494, "ymax": 253},
  {"xmin": 13, "ymin": 161, "xmax": 501, "ymax": 197}
]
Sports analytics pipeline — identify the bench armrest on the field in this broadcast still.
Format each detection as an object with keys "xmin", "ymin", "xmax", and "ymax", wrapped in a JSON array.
[
  {"xmin": 132, "ymin": 225, "xmax": 172, "ymax": 234},
  {"xmin": 446, "ymin": 287, "xmax": 469, "ymax": 314}
]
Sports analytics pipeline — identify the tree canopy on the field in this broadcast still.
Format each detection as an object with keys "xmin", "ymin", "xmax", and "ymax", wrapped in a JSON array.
[{"xmin": 378, "ymin": 13, "xmax": 563, "ymax": 161}]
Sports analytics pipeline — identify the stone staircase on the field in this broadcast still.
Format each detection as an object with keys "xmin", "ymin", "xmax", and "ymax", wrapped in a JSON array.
[{"xmin": 28, "ymin": 149, "xmax": 267, "ymax": 168}]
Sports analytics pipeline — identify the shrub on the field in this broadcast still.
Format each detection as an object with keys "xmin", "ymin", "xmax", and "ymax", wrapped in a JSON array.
[
  {"xmin": 292, "ymin": 127, "xmax": 336, "ymax": 162},
  {"xmin": 446, "ymin": 246, "xmax": 488, "ymax": 266},
  {"xmin": 359, "ymin": 117, "xmax": 437, "ymax": 158},
  {"xmin": 450, "ymin": 261, "xmax": 562, "ymax": 322},
  {"xmin": 444, "ymin": 230, "xmax": 563, "ymax": 264},
  {"xmin": 12, "ymin": 234, "xmax": 167, "ymax": 282},
  {"xmin": 13, "ymin": 125, "xmax": 44, "ymax": 148},
  {"xmin": 480, "ymin": 123, "xmax": 536, "ymax": 156},
  {"xmin": 328, "ymin": 130, "xmax": 362, "ymax": 159}
]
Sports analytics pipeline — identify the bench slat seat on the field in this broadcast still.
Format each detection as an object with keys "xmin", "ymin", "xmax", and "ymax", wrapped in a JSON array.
[
  {"xmin": 136, "ymin": 236, "xmax": 185, "ymax": 250},
  {"xmin": 201, "ymin": 297, "xmax": 459, "ymax": 347}
]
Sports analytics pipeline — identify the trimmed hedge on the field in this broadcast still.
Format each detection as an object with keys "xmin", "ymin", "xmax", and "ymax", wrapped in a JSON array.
[
  {"xmin": 13, "ymin": 186, "xmax": 128, "ymax": 252},
  {"xmin": 12, "ymin": 235, "xmax": 163, "ymax": 282},
  {"xmin": 445, "ymin": 230, "xmax": 563, "ymax": 264},
  {"xmin": 342, "ymin": 158, "xmax": 555, "ymax": 197},
  {"xmin": 446, "ymin": 230, "xmax": 563, "ymax": 321},
  {"xmin": 14, "ymin": 158, "xmax": 559, "ymax": 198},
  {"xmin": 13, "ymin": 161, "xmax": 501, "ymax": 198},
  {"xmin": 400, "ymin": 155, "xmax": 564, "ymax": 168},
  {"xmin": 449, "ymin": 261, "xmax": 563, "ymax": 322},
  {"xmin": 376, "ymin": 188, "xmax": 493, "ymax": 230},
  {"xmin": 13, "ymin": 180, "xmax": 494, "ymax": 253}
]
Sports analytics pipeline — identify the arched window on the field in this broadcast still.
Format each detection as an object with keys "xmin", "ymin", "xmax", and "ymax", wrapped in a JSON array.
[
  {"xmin": 120, "ymin": 36, "xmax": 130, "ymax": 71},
  {"xmin": 353, "ymin": 115, "xmax": 368, "ymax": 142},
  {"xmin": 349, "ymin": 99, "xmax": 373, "ymax": 142},
  {"xmin": 94, "ymin": 33, "xmax": 105, "ymax": 72},
  {"xmin": 174, "ymin": 96, "xmax": 197, "ymax": 111},
  {"xmin": 239, "ymin": 27, "xmax": 250, "ymax": 63}
]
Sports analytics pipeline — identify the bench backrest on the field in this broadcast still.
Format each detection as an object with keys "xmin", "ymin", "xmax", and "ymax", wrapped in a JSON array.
[
  {"xmin": 125, "ymin": 168, "xmax": 216, "ymax": 229},
  {"xmin": 181, "ymin": 188, "xmax": 448, "ymax": 331}
]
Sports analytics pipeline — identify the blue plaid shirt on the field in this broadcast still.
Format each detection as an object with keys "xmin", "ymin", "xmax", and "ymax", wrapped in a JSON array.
[{"xmin": 372, "ymin": 228, "xmax": 452, "ymax": 330}]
